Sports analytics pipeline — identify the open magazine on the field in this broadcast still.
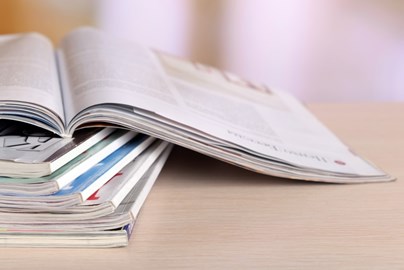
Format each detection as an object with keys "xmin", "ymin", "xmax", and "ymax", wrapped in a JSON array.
[{"xmin": 0, "ymin": 27, "xmax": 393, "ymax": 183}]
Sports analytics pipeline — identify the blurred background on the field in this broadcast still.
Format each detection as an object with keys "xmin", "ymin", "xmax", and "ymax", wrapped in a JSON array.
[{"xmin": 0, "ymin": 0, "xmax": 403, "ymax": 102}]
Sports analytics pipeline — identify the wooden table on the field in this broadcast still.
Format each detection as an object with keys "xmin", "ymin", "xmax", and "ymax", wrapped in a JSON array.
[{"xmin": 1, "ymin": 103, "xmax": 403, "ymax": 269}]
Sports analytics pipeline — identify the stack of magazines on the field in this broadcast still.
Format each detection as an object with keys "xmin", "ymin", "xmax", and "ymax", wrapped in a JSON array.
[
  {"xmin": 0, "ymin": 121, "xmax": 172, "ymax": 248},
  {"xmin": 0, "ymin": 27, "xmax": 393, "ymax": 247}
]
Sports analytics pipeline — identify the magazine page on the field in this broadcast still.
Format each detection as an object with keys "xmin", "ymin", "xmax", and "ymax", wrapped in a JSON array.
[
  {"xmin": 57, "ymin": 28, "xmax": 386, "ymax": 178},
  {"xmin": 157, "ymin": 54, "xmax": 385, "ymax": 176},
  {"xmin": 0, "ymin": 32, "xmax": 65, "ymax": 129},
  {"xmin": 57, "ymin": 27, "xmax": 181, "ymax": 125}
]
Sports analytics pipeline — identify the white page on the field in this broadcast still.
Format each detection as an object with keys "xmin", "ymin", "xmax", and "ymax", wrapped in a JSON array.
[
  {"xmin": 153, "ymin": 54, "xmax": 383, "ymax": 175},
  {"xmin": 58, "ymin": 27, "xmax": 182, "ymax": 124},
  {"xmin": 58, "ymin": 28, "xmax": 381, "ymax": 176},
  {"xmin": 0, "ymin": 32, "xmax": 64, "ymax": 121}
]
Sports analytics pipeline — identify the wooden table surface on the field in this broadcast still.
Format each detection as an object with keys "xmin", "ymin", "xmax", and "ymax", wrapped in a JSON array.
[{"xmin": 1, "ymin": 103, "xmax": 403, "ymax": 269}]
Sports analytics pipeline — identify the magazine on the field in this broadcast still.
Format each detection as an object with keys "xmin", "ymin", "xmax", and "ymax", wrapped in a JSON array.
[
  {"xmin": 0, "ymin": 133, "xmax": 156, "ymax": 211},
  {"xmin": 0, "ymin": 122, "xmax": 113, "ymax": 177},
  {"xmin": 0, "ymin": 27, "xmax": 393, "ymax": 183},
  {"xmin": 0, "ymin": 145, "xmax": 172, "ymax": 248},
  {"xmin": 0, "ymin": 130, "xmax": 141, "ymax": 195}
]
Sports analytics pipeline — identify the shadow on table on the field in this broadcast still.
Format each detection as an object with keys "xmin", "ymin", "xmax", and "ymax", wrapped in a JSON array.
[{"xmin": 160, "ymin": 146, "xmax": 329, "ymax": 187}]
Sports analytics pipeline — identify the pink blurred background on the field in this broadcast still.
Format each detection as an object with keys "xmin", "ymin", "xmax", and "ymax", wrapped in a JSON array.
[{"xmin": 1, "ymin": 0, "xmax": 404, "ymax": 102}]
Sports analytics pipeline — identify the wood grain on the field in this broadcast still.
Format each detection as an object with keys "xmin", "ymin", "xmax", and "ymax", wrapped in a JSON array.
[{"xmin": 0, "ymin": 103, "xmax": 403, "ymax": 269}]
